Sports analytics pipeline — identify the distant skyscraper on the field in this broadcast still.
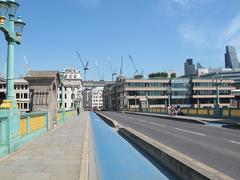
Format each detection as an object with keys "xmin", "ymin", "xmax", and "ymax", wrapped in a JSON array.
[
  {"xmin": 184, "ymin": 59, "xmax": 195, "ymax": 77},
  {"xmin": 225, "ymin": 46, "xmax": 240, "ymax": 69},
  {"xmin": 197, "ymin": 63, "xmax": 203, "ymax": 69}
]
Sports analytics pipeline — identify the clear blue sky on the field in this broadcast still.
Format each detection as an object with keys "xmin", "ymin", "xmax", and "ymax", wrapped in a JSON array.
[{"xmin": 0, "ymin": 0, "xmax": 240, "ymax": 80}]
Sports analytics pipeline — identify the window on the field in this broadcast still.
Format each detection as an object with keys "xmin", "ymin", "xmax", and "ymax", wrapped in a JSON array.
[
  {"xmin": 24, "ymin": 93, "xmax": 28, "ymax": 99},
  {"xmin": 16, "ymin": 93, "xmax": 20, "ymax": 98},
  {"xmin": 65, "ymin": 94, "xmax": 67, "ymax": 99},
  {"xmin": 24, "ymin": 103, "xmax": 28, "ymax": 109},
  {"xmin": 71, "ymin": 94, "xmax": 75, "ymax": 99}
]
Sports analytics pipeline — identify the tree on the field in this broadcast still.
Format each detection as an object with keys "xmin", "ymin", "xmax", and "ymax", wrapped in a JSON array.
[
  {"xmin": 170, "ymin": 72, "xmax": 176, "ymax": 78},
  {"xmin": 134, "ymin": 74, "xmax": 144, "ymax": 79},
  {"xmin": 148, "ymin": 72, "xmax": 168, "ymax": 79}
]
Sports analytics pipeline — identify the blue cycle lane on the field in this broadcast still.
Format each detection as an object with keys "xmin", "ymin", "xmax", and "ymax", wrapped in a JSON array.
[{"xmin": 90, "ymin": 112, "xmax": 176, "ymax": 180}]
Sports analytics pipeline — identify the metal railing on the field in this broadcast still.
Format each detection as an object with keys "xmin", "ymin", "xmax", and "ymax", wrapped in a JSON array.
[{"xmin": 127, "ymin": 107, "xmax": 240, "ymax": 119}]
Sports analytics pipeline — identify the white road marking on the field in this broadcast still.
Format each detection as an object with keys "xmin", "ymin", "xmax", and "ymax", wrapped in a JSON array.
[
  {"xmin": 175, "ymin": 128, "xmax": 206, "ymax": 136},
  {"xmin": 149, "ymin": 122, "xmax": 166, "ymax": 127},
  {"xmin": 229, "ymin": 140, "xmax": 240, "ymax": 145},
  {"xmin": 128, "ymin": 117, "xmax": 135, "ymax": 120},
  {"xmin": 135, "ymin": 119, "xmax": 145, "ymax": 122}
]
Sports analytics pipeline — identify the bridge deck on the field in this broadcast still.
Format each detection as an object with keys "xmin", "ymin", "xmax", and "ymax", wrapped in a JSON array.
[{"xmin": 0, "ymin": 112, "xmax": 88, "ymax": 180}]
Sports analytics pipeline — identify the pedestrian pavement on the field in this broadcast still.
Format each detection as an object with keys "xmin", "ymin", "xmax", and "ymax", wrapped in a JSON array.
[
  {"xmin": 0, "ymin": 112, "xmax": 89, "ymax": 180},
  {"xmin": 125, "ymin": 111, "xmax": 240, "ymax": 124}
]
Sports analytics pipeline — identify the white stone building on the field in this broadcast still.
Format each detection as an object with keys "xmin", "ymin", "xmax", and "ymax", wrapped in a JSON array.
[
  {"xmin": 82, "ymin": 80, "xmax": 113, "ymax": 110},
  {"xmin": 0, "ymin": 78, "xmax": 30, "ymax": 112},
  {"xmin": 87, "ymin": 87, "xmax": 104, "ymax": 109},
  {"xmin": 57, "ymin": 68, "xmax": 83, "ymax": 110}
]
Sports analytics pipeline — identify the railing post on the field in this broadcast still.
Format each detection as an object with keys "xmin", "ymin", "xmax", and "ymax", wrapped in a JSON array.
[
  {"xmin": 27, "ymin": 114, "xmax": 30, "ymax": 134},
  {"xmin": 45, "ymin": 113, "xmax": 49, "ymax": 131}
]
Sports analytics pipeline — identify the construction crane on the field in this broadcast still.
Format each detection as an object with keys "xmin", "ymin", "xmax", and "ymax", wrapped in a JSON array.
[
  {"xmin": 120, "ymin": 56, "xmax": 123, "ymax": 75},
  {"xmin": 107, "ymin": 57, "xmax": 117, "ymax": 81},
  {"xmin": 76, "ymin": 50, "xmax": 89, "ymax": 81},
  {"xmin": 129, "ymin": 55, "xmax": 144, "ymax": 79},
  {"xmin": 129, "ymin": 55, "xmax": 139, "ymax": 75},
  {"xmin": 95, "ymin": 61, "xmax": 104, "ymax": 81},
  {"xmin": 23, "ymin": 54, "xmax": 31, "ymax": 72}
]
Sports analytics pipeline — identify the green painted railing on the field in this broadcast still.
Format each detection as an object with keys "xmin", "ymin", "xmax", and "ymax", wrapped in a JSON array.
[
  {"xmin": 19, "ymin": 112, "xmax": 48, "ymax": 147},
  {"xmin": 0, "ymin": 110, "xmax": 9, "ymax": 158},
  {"xmin": 0, "ymin": 108, "xmax": 77, "ymax": 159}
]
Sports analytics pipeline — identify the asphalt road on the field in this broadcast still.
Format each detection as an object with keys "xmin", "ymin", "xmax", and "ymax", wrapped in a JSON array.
[{"xmin": 100, "ymin": 111, "xmax": 240, "ymax": 179}]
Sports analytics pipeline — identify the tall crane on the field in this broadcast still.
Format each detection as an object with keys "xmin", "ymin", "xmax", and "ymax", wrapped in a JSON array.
[
  {"xmin": 107, "ymin": 57, "xmax": 117, "ymax": 81},
  {"xmin": 120, "ymin": 56, "xmax": 123, "ymax": 75},
  {"xmin": 76, "ymin": 50, "xmax": 89, "ymax": 81},
  {"xmin": 95, "ymin": 61, "xmax": 104, "ymax": 81},
  {"xmin": 23, "ymin": 54, "xmax": 31, "ymax": 72},
  {"xmin": 129, "ymin": 55, "xmax": 139, "ymax": 75}
]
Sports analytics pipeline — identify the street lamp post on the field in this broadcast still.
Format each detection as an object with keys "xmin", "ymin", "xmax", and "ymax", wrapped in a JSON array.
[
  {"xmin": 0, "ymin": 0, "xmax": 25, "ymax": 106},
  {"xmin": 134, "ymin": 95, "xmax": 137, "ymax": 112},
  {"xmin": 213, "ymin": 73, "xmax": 222, "ymax": 108},
  {"xmin": 0, "ymin": 0, "xmax": 25, "ymax": 153},
  {"xmin": 146, "ymin": 94, "xmax": 148, "ymax": 112},
  {"xmin": 167, "ymin": 85, "xmax": 171, "ymax": 107},
  {"xmin": 212, "ymin": 72, "xmax": 222, "ymax": 117}
]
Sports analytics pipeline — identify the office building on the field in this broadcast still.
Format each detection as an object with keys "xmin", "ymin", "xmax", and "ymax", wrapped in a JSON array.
[
  {"xmin": 58, "ymin": 68, "xmax": 83, "ymax": 109},
  {"xmin": 184, "ymin": 59, "xmax": 195, "ymax": 77},
  {"xmin": 225, "ymin": 46, "xmax": 240, "ymax": 69},
  {"xmin": 82, "ymin": 80, "xmax": 113, "ymax": 109},
  {"xmin": 0, "ymin": 78, "xmax": 30, "ymax": 112},
  {"xmin": 192, "ymin": 78, "xmax": 235, "ymax": 108},
  {"xmin": 103, "ymin": 76, "xmax": 236, "ymax": 110}
]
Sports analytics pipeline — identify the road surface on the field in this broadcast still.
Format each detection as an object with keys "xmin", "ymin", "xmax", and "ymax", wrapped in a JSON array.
[{"xmin": 100, "ymin": 111, "xmax": 240, "ymax": 179}]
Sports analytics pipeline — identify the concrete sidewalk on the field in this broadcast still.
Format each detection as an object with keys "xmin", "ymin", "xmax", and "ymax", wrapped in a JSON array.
[
  {"xmin": 0, "ymin": 112, "xmax": 89, "ymax": 180},
  {"xmin": 124, "ymin": 111, "xmax": 240, "ymax": 125}
]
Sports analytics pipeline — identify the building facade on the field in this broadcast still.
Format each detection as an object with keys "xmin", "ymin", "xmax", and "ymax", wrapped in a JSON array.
[
  {"xmin": 225, "ymin": 46, "xmax": 240, "ymax": 69},
  {"xmin": 0, "ymin": 78, "xmax": 30, "ymax": 112},
  {"xmin": 184, "ymin": 59, "xmax": 195, "ymax": 77},
  {"xmin": 58, "ymin": 68, "xmax": 83, "ymax": 110},
  {"xmin": 192, "ymin": 79, "xmax": 235, "ymax": 108},
  {"xmin": 103, "ymin": 83, "xmax": 116, "ymax": 110},
  {"xmin": 83, "ymin": 80, "xmax": 113, "ymax": 109},
  {"xmin": 25, "ymin": 71, "xmax": 60, "ymax": 129},
  {"xmin": 103, "ymin": 76, "xmax": 236, "ymax": 110},
  {"xmin": 171, "ymin": 78, "xmax": 191, "ymax": 107}
]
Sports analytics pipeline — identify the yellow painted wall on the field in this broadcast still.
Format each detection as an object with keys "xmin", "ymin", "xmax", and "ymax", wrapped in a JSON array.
[
  {"xmin": 30, "ymin": 116, "xmax": 45, "ymax": 132},
  {"xmin": 20, "ymin": 118, "xmax": 27, "ymax": 137}
]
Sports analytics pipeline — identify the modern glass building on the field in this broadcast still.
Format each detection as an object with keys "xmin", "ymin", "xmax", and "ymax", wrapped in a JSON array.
[
  {"xmin": 225, "ymin": 46, "xmax": 240, "ymax": 69},
  {"xmin": 171, "ymin": 78, "xmax": 191, "ymax": 107}
]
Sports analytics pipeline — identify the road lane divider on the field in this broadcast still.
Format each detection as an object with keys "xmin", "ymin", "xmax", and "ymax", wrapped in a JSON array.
[
  {"xmin": 149, "ymin": 122, "xmax": 166, "ymax": 127},
  {"xmin": 229, "ymin": 140, "xmax": 240, "ymax": 145},
  {"xmin": 124, "ymin": 111, "xmax": 206, "ymax": 124},
  {"xmin": 96, "ymin": 112, "xmax": 233, "ymax": 180},
  {"xmin": 175, "ymin": 128, "xmax": 206, "ymax": 137}
]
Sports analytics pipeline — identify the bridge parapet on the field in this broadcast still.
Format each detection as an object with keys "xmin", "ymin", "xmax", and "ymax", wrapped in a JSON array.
[
  {"xmin": 0, "ymin": 108, "xmax": 77, "ymax": 158},
  {"xmin": 127, "ymin": 107, "xmax": 240, "ymax": 119}
]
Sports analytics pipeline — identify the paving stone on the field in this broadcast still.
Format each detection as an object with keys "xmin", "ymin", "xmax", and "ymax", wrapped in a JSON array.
[{"xmin": 0, "ymin": 112, "xmax": 89, "ymax": 180}]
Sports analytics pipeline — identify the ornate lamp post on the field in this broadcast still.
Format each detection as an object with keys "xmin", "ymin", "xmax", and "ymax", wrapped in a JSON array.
[
  {"xmin": 145, "ymin": 94, "xmax": 149, "ymax": 112},
  {"xmin": 134, "ymin": 94, "xmax": 137, "ymax": 111},
  {"xmin": 212, "ymin": 72, "xmax": 222, "ymax": 108},
  {"xmin": 0, "ymin": 0, "xmax": 25, "ymax": 153},
  {"xmin": 212, "ymin": 72, "xmax": 223, "ymax": 117},
  {"xmin": 0, "ymin": 0, "xmax": 26, "ymax": 106},
  {"xmin": 167, "ymin": 85, "xmax": 171, "ymax": 107}
]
